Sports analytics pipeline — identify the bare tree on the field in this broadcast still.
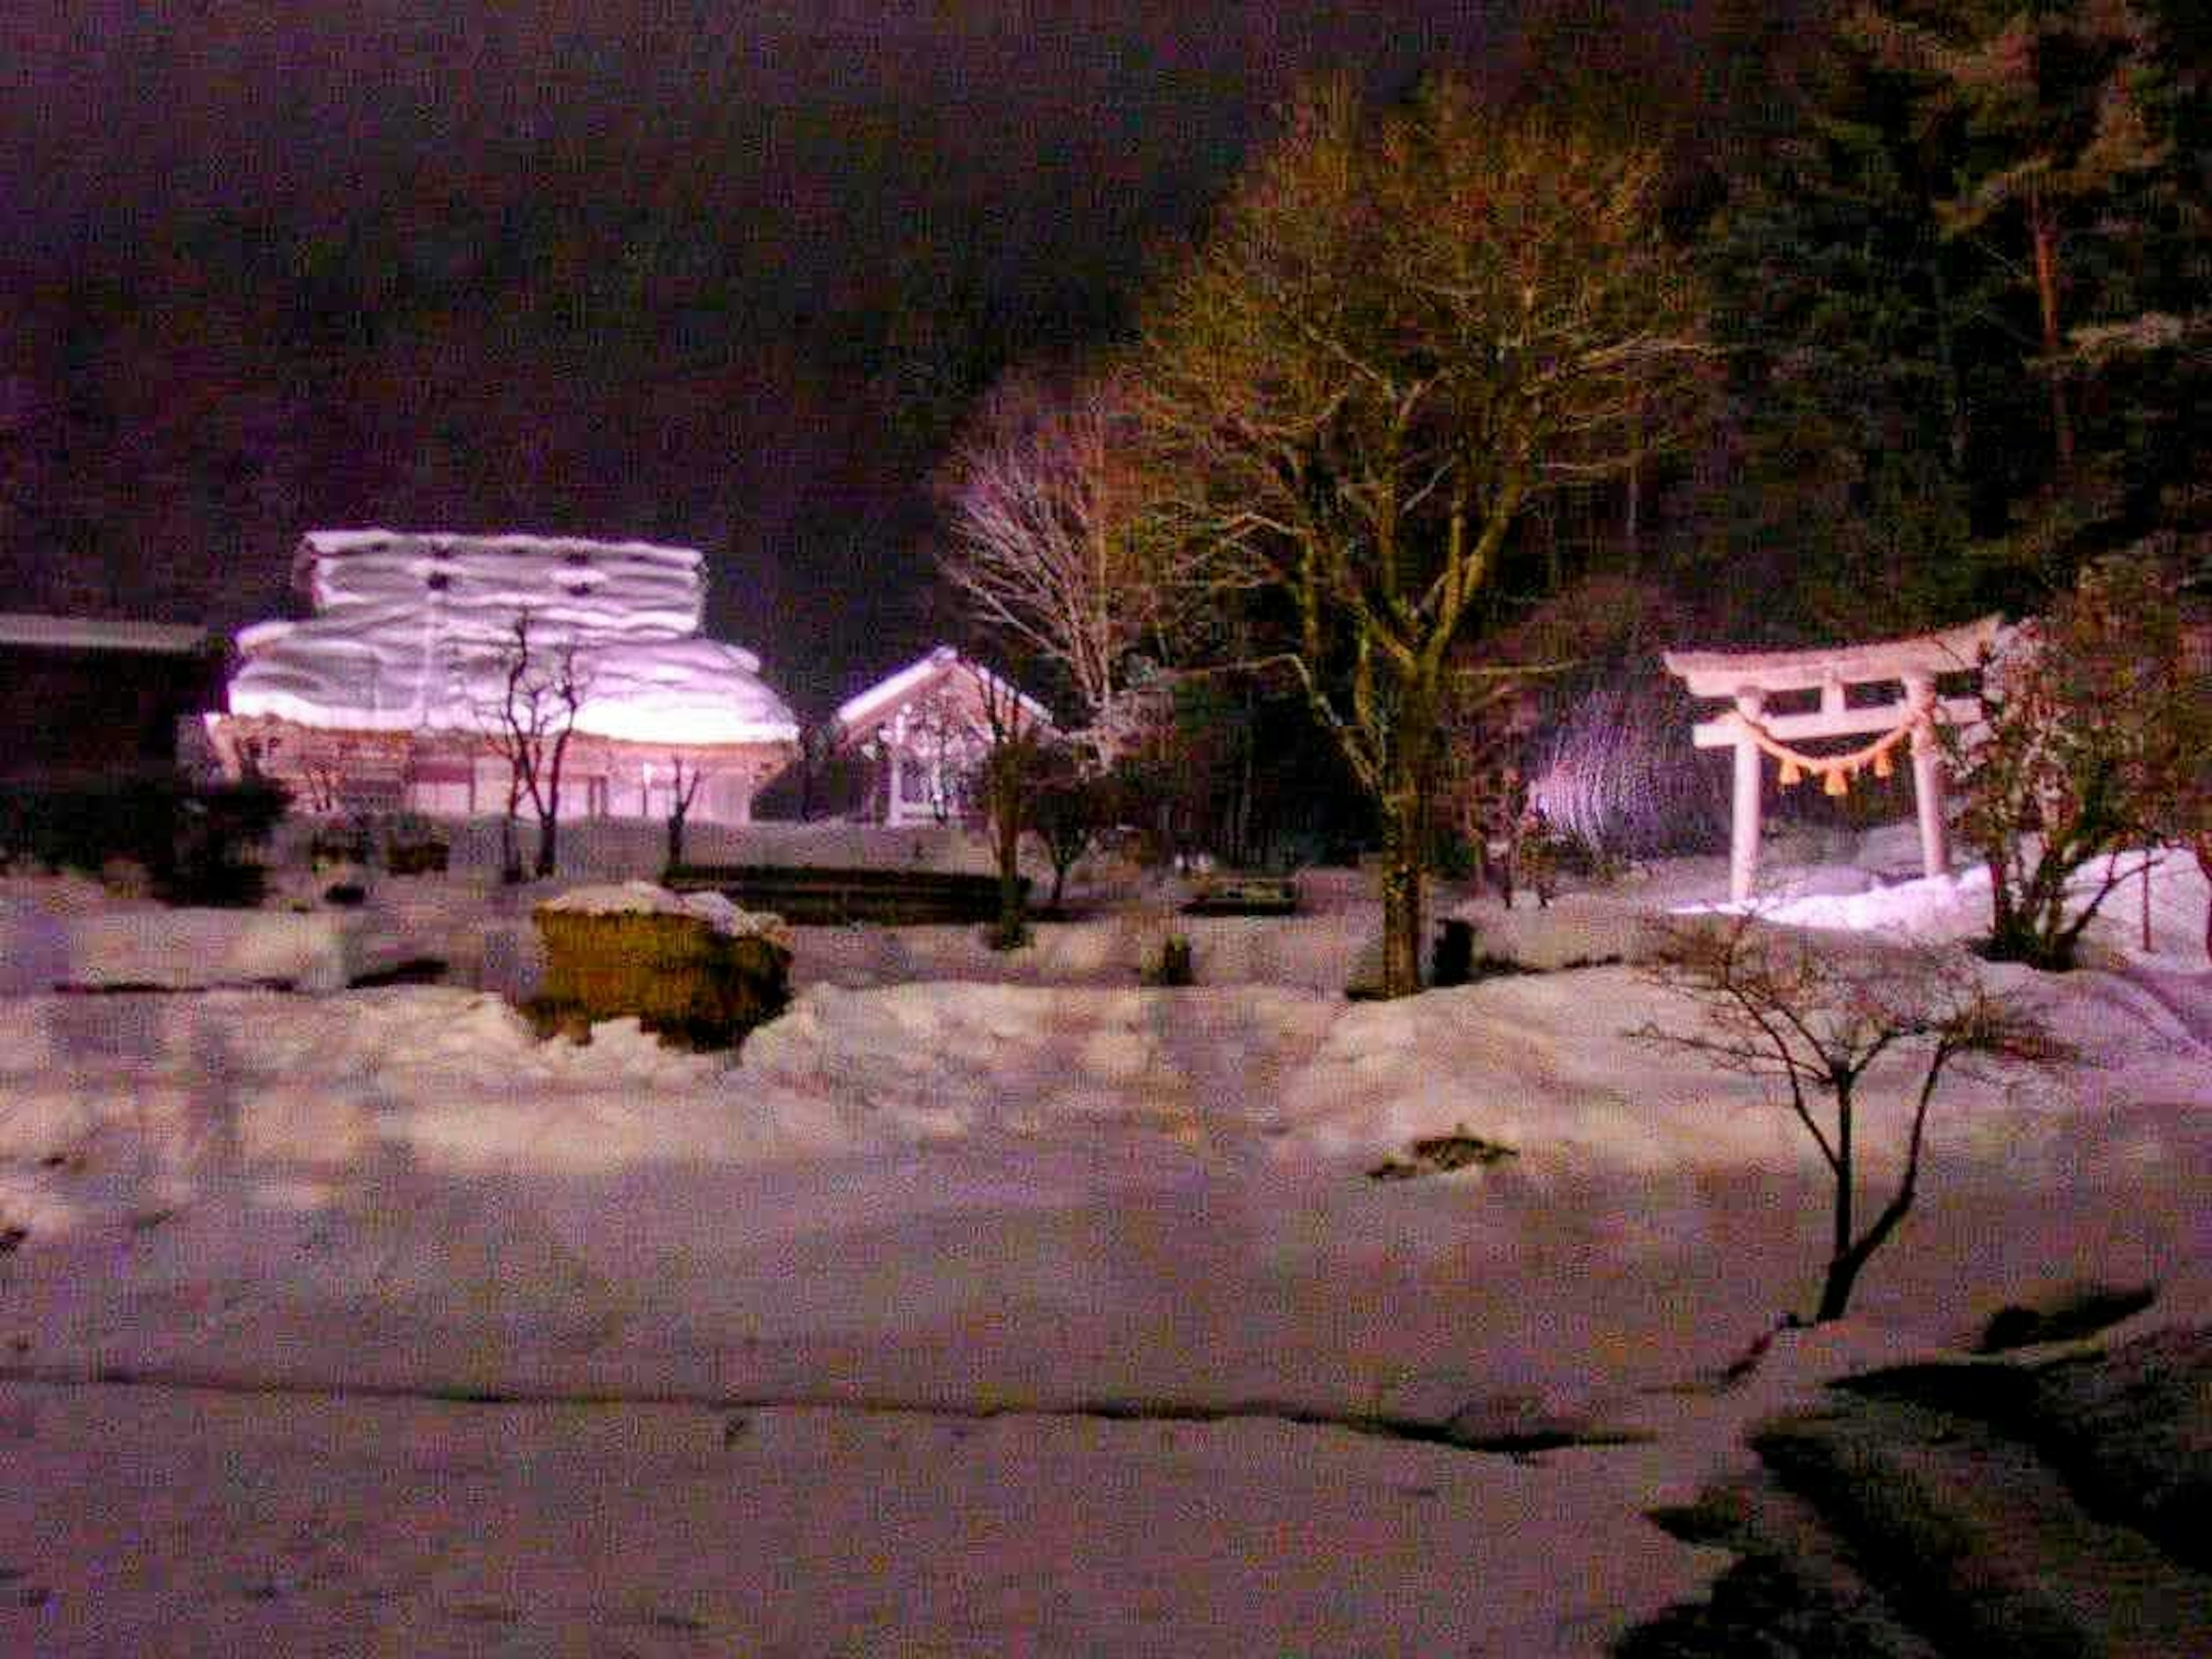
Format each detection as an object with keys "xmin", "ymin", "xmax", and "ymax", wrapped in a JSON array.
[
  {"xmin": 967, "ymin": 665, "xmax": 1051, "ymax": 950},
  {"xmin": 896, "ymin": 686, "xmax": 981, "ymax": 825},
  {"xmin": 1024, "ymin": 739, "xmax": 1107, "ymax": 911},
  {"xmin": 1638, "ymin": 916, "xmax": 2069, "ymax": 1323},
  {"xmin": 294, "ymin": 742, "xmax": 350, "ymax": 818},
  {"xmin": 478, "ymin": 611, "xmax": 588, "ymax": 882},
  {"xmin": 661, "ymin": 752, "xmax": 707, "ymax": 871},
  {"xmin": 938, "ymin": 372, "xmax": 1244, "ymax": 768},
  {"xmin": 1133, "ymin": 78, "xmax": 1709, "ymax": 995}
]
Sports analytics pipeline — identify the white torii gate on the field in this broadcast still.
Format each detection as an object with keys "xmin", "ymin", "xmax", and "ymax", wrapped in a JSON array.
[{"xmin": 1663, "ymin": 616, "xmax": 2001, "ymax": 902}]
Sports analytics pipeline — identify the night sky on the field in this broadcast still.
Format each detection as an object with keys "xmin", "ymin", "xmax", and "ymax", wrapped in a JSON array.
[{"xmin": 0, "ymin": 3, "xmax": 1570, "ymax": 713}]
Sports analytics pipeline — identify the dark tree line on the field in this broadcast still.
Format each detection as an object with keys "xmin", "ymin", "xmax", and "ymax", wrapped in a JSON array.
[{"xmin": 1697, "ymin": 0, "xmax": 2211, "ymax": 632}]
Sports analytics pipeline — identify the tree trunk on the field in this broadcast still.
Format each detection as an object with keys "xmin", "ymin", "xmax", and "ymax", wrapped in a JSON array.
[
  {"xmin": 500, "ymin": 772, "xmax": 526, "ymax": 885},
  {"xmin": 532, "ymin": 726, "xmax": 576, "ymax": 879},
  {"xmin": 1983, "ymin": 853, "xmax": 2037, "ymax": 963},
  {"xmin": 1812, "ymin": 1082, "xmax": 1928, "ymax": 1323},
  {"xmin": 994, "ymin": 807, "xmax": 1027, "ymax": 950},
  {"xmin": 534, "ymin": 782, "xmax": 560, "ymax": 878},
  {"xmin": 1378, "ymin": 792, "xmax": 1426, "ymax": 998},
  {"xmin": 990, "ymin": 756, "xmax": 1028, "ymax": 951},
  {"xmin": 1930, "ymin": 240, "xmax": 1969, "ymax": 471},
  {"xmin": 1817, "ymin": 1180, "xmax": 1916, "ymax": 1323},
  {"xmin": 1816, "ymin": 1237, "xmax": 1874, "ymax": 1324},
  {"xmin": 2031, "ymin": 188, "xmax": 2073, "ymax": 476},
  {"xmin": 1832, "ymin": 1099, "xmax": 1854, "ymax": 1270},
  {"xmin": 1621, "ymin": 407, "xmax": 1644, "ymax": 574},
  {"xmin": 1234, "ymin": 694, "xmax": 1256, "ymax": 868}
]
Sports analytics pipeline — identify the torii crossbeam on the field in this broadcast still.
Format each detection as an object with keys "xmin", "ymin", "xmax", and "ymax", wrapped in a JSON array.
[{"xmin": 1663, "ymin": 616, "xmax": 2001, "ymax": 902}]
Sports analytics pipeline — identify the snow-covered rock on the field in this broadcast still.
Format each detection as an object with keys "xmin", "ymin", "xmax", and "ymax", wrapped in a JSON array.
[{"xmin": 538, "ymin": 880, "xmax": 791, "ymax": 950}]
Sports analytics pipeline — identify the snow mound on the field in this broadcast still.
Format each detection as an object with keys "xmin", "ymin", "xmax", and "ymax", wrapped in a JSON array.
[
  {"xmin": 1683, "ymin": 849, "xmax": 2209, "ymax": 965},
  {"xmin": 1690, "ymin": 866, "xmax": 1995, "ymax": 941},
  {"xmin": 0, "ymin": 987, "xmax": 871, "ymax": 1187},
  {"xmin": 741, "ymin": 981, "xmax": 1339, "ymax": 1139},
  {"xmin": 0, "ymin": 903, "xmax": 357, "ymax": 993}
]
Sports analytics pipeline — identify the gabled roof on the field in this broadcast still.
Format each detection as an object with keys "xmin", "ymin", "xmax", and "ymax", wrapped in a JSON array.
[
  {"xmin": 0, "ymin": 613, "xmax": 219, "ymax": 654},
  {"xmin": 834, "ymin": 646, "xmax": 1055, "ymax": 742}
]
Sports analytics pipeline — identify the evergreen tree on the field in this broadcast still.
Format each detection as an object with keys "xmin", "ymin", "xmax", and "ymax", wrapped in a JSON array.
[
  {"xmin": 1850, "ymin": 0, "xmax": 2169, "ymax": 477},
  {"xmin": 1692, "ymin": 0, "xmax": 2206, "ymax": 630},
  {"xmin": 1698, "ymin": 7, "xmax": 1986, "ymax": 635},
  {"xmin": 1847, "ymin": 0, "xmax": 2205, "ymax": 599}
]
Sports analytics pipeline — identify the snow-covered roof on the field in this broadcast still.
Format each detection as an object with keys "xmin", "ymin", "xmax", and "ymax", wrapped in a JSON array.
[
  {"xmin": 834, "ymin": 646, "xmax": 1055, "ymax": 741},
  {"xmin": 0, "ymin": 613, "xmax": 218, "ymax": 654},
  {"xmin": 228, "ymin": 531, "xmax": 798, "ymax": 747}
]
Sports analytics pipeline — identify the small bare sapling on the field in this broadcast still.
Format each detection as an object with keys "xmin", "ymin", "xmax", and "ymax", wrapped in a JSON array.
[{"xmin": 1637, "ymin": 916, "xmax": 2068, "ymax": 1323}]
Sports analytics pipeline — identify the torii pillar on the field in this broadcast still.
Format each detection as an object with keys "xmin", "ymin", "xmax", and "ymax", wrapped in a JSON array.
[
  {"xmin": 1730, "ymin": 685, "xmax": 1766, "ymax": 907},
  {"xmin": 1903, "ymin": 672, "xmax": 1947, "ymax": 881}
]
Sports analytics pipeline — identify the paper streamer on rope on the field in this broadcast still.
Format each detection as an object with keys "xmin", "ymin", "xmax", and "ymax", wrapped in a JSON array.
[{"xmin": 1726, "ymin": 707, "xmax": 1925, "ymax": 797}]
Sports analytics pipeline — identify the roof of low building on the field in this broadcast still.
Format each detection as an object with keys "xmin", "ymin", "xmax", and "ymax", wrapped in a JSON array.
[{"xmin": 834, "ymin": 646, "xmax": 1056, "ymax": 740}]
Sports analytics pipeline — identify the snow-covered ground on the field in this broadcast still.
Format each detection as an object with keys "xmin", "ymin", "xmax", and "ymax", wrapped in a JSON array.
[{"xmin": 0, "ymin": 828, "xmax": 2205, "ymax": 1654}]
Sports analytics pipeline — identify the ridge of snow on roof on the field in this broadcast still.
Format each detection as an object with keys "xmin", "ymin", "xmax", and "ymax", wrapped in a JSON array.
[
  {"xmin": 229, "ymin": 531, "xmax": 798, "ymax": 746},
  {"xmin": 835, "ymin": 645, "xmax": 1054, "ymax": 736},
  {"xmin": 0, "ymin": 613, "xmax": 217, "ymax": 654}
]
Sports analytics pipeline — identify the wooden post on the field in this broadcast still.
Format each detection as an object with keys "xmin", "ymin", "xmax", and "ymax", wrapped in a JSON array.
[
  {"xmin": 1731, "ymin": 687, "xmax": 1764, "ymax": 902},
  {"xmin": 1903, "ymin": 673, "xmax": 1947, "ymax": 880}
]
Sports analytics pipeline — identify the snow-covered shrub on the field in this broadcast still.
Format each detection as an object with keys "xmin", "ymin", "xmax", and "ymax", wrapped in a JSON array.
[
  {"xmin": 1024, "ymin": 742, "xmax": 1111, "ymax": 910},
  {"xmin": 532, "ymin": 884, "xmax": 790, "ymax": 1048},
  {"xmin": 1952, "ymin": 555, "xmax": 2211, "ymax": 969},
  {"xmin": 160, "ymin": 778, "xmax": 288, "ymax": 907},
  {"xmin": 378, "ymin": 813, "xmax": 450, "ymax": 876},
  {"xmin": 0, "ymin": 781, "xmax": 166, "ymax": 877},
  {"xmin": 309, "ymin": 819, "xmax": 372, "ymax": 871}
]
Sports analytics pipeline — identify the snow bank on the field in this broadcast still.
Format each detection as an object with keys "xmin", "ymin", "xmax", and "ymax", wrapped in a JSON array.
[
  {"xmin": 1683, "ymin": 847, "xmax": 2210, "ymax": 966},
  {"xmin": 0, "ymin": 901, "xmax": 357, "ymax": 993},
  {"xmin": 744, "ymin": 981, "xmax": 1341, "ymax": 1141},
  {"xmin": 0, "ymin": 987, "xmax": 866, "ymax": 1195},
  {"xmin": 787, "ymin": 907, "xmax": 1379, "ymax": 992},
  {"xmin": 0, "ymin": 890, "xmax": 2203, "ymax": 1657}
]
